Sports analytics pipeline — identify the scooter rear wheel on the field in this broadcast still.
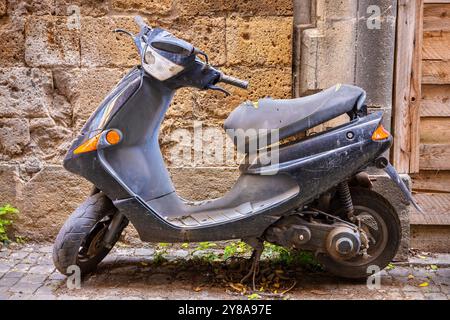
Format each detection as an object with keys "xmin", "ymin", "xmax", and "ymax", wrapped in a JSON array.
[
  {"xmin": 52, "ymin": 192, "xmax": 127, "ymax": 276},
  {"xmin": 317, "ymin": 188, "xmax": 401, "ymax": 279}
]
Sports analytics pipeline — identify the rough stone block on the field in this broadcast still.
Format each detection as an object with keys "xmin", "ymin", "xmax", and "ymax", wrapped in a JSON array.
[
  {"xmin": 82, "ymin": 16, "xmax": 225, "ymax": 67},
  {"xmin": 80, "ymin": 16, "xmax": 140, "ymax": 67},
  {"xmin": 0, "ymin": 67, "xmax": 53, "ymax": 118},
  {"xmin": 165, "ymin": 17, "xmax": 226, "ymax": 66},
  {"xmin": 51, "ymin": 94, "xmax": 73, "ymax": 128},
  {"xmin": 55, "ymin": 0, "xmax": 109, "ymax": 17},
  {"xmin": 16, "ymin": 165, "xmax": 91, "ymax": 241},
  {"xmin": 176, "ymin": 0, "xmax": 224, "ymax": 16},
  {"xmin": 0, "ymin": 118, "xmax": 30, "ymax": 159},
  {"xmin": 169, "ymin": 168, "xmax": 239, "ymax": 201},
  {"xmin": 112, "ymin": 0, "xmax": 172, "ymax": 15},
  {"xmin": 166, "ymin": 88, "xmax": 196, "ymax": 121},
  {"xmin": 371, "ymin": 173, "xmax": 411, "ymax": 261},
  {"xmin": 226, "ymin": 16, "xmax": 292, "ymax": 67},
  {"xmin": 0, "ymin": 0, "xmax": 6, "ymax": 16},
  {"xmin": 8, "ymin": 0, "xmax": 54, "ymax": 16},
  {"xmin": 226, "ymin": 0, "xmax": 293, "ymax": 16},
  {"xmin": 192, "ymin": 66, "xmax": 292, "ymax": 119},
  {"xmin": 25, "ymin": 16, "xmax": 80, "ymax": 67},
  {"xmin": 0, "ymin": 165, "xmax": 20, "ymax": 206},
  {"xmin": 29, "ymin": 118, "xmax": 72, "ymax": 162},
  {"xmin": 0, "ymin": 20, "xmax": 24, "ymax": 66},
  {"xmin": 160, "ymin": 67, "xmax": 291, "ymax": 165},
  {"xmin": 176, "ymin": 0, "xmax": 293, "ymax": 17},
  {"xmin": 160, "ymin": 88, "xmax": 197, "ymax": 150},
  {"xmin": 52, "ymin": 67, "xmax": 128, "ymax": 132}
]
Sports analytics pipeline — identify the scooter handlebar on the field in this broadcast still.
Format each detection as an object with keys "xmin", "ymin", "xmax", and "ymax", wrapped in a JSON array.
[
  {"xmin": 219, "ymin": 74, "xmax": 249, "ymax": 89},
  {"xmin": 134, "ymin": 15, "xmax": 148, "ymax": 30}
]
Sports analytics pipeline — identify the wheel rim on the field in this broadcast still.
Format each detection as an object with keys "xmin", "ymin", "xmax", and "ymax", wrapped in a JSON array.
[
  {"xmin": 77, "ymin": 215, "xmax": 113, "ymax": 264},
  {"xmin": 333, "ymin": 205, "xmax": 389, "ymax": 266}
]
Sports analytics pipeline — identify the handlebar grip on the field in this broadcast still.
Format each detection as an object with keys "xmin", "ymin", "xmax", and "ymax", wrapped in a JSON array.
[
  {"xmin": 134, "ymin": 16, "xmax": 147, "ymax": 29},
  {"xmin": 220, "ymin": 74, "xmax": 249, "ymax": 89}
]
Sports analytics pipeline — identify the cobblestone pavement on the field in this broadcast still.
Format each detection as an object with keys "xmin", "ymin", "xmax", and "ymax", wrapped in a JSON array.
[{"xmin": 0, "ymin": 244, "xmax": 449, "ymax": 300}]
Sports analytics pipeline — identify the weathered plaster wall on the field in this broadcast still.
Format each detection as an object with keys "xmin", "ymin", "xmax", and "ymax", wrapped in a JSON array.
[{"xmin": 0, "ymin": 0, "xmax": 293, "ymax": 241}]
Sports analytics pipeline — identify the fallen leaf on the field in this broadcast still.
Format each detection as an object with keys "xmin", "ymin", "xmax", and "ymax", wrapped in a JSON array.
[
  {"xmin": 419, "ymin": 282, "xmax": 429, "ymax": 287},
  {"xmin": 247, "ymin": 293, "xmax": 261, "ymax": 300},
  {"xmin": 430, "ymin": 264, "xmax": 438, "ymax": 271},
  {"xmin": 193, "ymin": 286, "xmax": 202, "ymax": 292},
  {"xmin": 311, "ymin": 290, "xmax": 328, "ymax": 295},
  {"xmin": 407, "ymin": 274, "xmax": 414, "ymax": 280},
  {"xmin": 140, "ymin": 262, "xmax": 148, "ymax": 266},
  {"xmin": 417, "ymin": 255, "xmax": 427, "ymax": 260},
  {"xmin": 386, "ymin": 263, "xmax": 395, "ymax": 270},
  {"xmin": 229, "ymin": 283, "xmax": 246, "ymax": 293}
]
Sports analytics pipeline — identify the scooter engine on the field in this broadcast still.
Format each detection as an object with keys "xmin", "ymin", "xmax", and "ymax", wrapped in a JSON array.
[{"xmin": 264, "ymin": 215, "xmax": 363, "ymax": 261}]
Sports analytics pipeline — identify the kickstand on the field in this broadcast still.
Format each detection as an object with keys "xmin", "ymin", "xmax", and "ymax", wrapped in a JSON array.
[{"xmin": 240, "ymin": 238, "xmax": 264, "ymax": 291}]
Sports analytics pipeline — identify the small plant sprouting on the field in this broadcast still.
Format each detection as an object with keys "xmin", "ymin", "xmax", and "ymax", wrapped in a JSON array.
[
  {"xmin": 262, "ymin": 242, "xmax": 322, "ymax": 270},
  {"xmin": 223, "ymin": 241, "xmax": 251, "ymax": 260},
  {"xmin": 15, "ymin": 236, "xmax": 26, "ymax": 244},
  {"xmin": 0, "ymin": 204, "xmax": 19, "ymax": 243},
  {"xmin": 181, "ymin": 242, "xmax": 190, "ymax": 249},
  {"xmin": 194, "ymin": 241, "xmax": 217, "ymax": 251},
  {"xmin": 152, "ymin": 242, "xmax": 171, "ymax": 265}
]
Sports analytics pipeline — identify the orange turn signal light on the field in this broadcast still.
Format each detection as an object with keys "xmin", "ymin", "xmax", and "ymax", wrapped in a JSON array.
[
  {"xmin": 105, "ymin": 130, "xmax": 121, "ymax": 145},
  {"xmin": 73, "ymin": 133, "xmax": 101, "ymax": 155},
  {"xmin": 372, "ymin": 124, "xmax": 390, "ymax": 141}
]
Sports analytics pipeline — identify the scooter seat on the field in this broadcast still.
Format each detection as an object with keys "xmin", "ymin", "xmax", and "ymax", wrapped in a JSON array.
[{"xmin": 224, "ymin": 84, "xmax": 366, "ymax": 148}]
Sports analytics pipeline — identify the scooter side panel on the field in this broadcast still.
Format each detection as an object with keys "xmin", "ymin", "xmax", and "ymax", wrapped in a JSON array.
[
  {"xmin": 63, "ymin": 68, "xmax": 143, "ymax": 200},
  {"xmin": 64, "ymin": 73, "xmax": 177, "ymax": 202},
  {"xmin": 102, "ymin": 76, "xmax": 176, "ymax": 201},
  {"xmin": 112, "ymin": 193, "xmax": 301, "ymax": 242},
  {"xmin": 245, "ymin": 112, "xmax": 391, "ymax": 204}
]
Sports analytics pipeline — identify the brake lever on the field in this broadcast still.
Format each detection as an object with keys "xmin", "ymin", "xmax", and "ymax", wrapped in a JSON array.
[
  {"xmin": 114, "ymin": 28, "xmax": 145, "ymax": 61},
  {"xmin": 113, "ymin": 28, "xmax": 134, "ymax": 38},
  {"xmin": 207, "ymin": 84, "xmax": 230, "ymax": 96}
]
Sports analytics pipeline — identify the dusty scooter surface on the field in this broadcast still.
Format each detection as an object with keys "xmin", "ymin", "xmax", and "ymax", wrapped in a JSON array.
[{"xmin": 53, "ymin": 16, "xmax": 421, "ymax": 280}]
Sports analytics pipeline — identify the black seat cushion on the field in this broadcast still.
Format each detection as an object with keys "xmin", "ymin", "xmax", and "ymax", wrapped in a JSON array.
[{"xmin": 224, "ymin": 84, "xmax": 366, "ymax": 149}]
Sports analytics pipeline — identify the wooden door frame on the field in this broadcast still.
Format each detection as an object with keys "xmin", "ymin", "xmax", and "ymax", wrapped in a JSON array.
[{"xmin": 392, "ymin": 0, "xmax": 424, "ymax": 174}]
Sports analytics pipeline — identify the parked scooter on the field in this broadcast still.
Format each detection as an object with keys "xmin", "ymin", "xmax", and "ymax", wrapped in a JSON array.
[{"xmin": 53, "ymin": 16, "xmax": 421, "ymax": 280}]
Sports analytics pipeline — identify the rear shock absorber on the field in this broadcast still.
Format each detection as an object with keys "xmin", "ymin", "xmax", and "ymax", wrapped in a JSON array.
[{"xmin": 337, "ymin": 181, "xmax": 355, "ymax": 221}]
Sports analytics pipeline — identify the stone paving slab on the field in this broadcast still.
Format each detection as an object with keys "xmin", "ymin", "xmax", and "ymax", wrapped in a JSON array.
[
  {"xmin": 0, "ymin": 244, "xmax": 449, "ymax": 300},
  {"xmin": 408, "ymin": 253, "xmax": 450, "ymax": 267}
]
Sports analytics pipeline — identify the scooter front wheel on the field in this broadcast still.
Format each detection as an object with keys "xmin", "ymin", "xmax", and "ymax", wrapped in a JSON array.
[{"xmin": 52, "ymin": 192, "xmax": 127, "ymax": 276}]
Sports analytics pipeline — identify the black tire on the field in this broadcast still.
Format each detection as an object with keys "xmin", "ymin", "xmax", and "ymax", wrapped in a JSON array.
[
  {"xmin": 53, "ymin": 192, "xmax": 125, "ymax": 276},
  {"xmin": 318, "ymin": 188, "xmax": 401, "ymax": 279}
]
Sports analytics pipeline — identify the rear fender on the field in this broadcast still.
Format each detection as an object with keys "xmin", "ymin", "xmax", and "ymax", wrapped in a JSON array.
[{"xmin": 375, "ymin": 158, "xmax": 424, "ymax": 213}]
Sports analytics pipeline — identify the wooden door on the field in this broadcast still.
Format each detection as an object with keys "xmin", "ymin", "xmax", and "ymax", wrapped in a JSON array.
[{"xmin": 395, "ymin": 1, "xmax": 450, "ymax": 226}]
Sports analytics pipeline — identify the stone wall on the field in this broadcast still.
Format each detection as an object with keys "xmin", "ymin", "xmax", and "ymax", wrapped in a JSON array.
[{"xmin": 0, "ymin": 0, "xmax": 293, "ymax": 241}]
